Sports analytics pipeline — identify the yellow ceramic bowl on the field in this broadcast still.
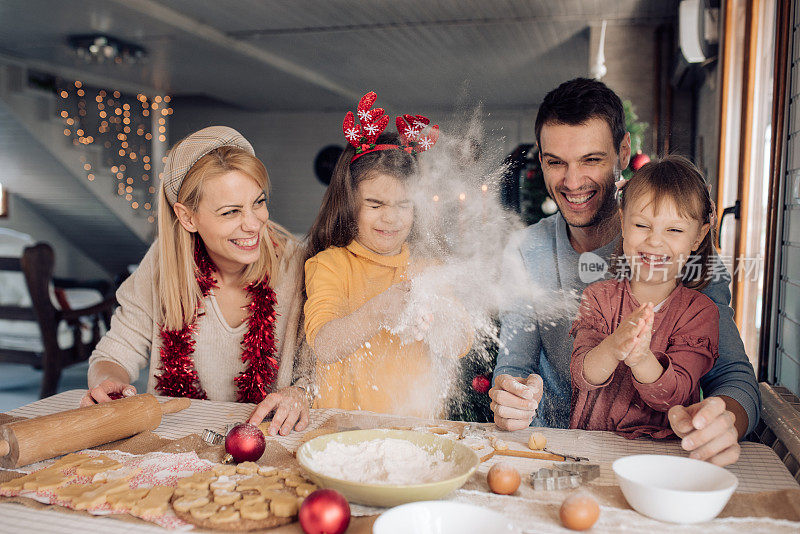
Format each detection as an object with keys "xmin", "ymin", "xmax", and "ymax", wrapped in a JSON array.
[{"xmin": 296, "ymin": 429, "xmax": 479, "ymax": 507}]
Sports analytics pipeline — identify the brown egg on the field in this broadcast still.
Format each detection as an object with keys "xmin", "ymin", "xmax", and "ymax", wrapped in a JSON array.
[
  {"xmin": 560, "ymin": 493, "xmax": 600, "ymax": 531},
  {"xmin": 487, "ymin": 462, "xmax": 521, "ymax": 495}
]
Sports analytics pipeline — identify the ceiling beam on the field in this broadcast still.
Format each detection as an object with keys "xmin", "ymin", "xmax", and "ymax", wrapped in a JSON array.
[{"xmin": 112, "ymin": 0, "xmax": 363, "ymax": 103}]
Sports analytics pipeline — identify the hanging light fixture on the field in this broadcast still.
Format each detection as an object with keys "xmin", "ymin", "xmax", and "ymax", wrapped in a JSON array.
[
  {"xmin": 589, "ymin": 20, "xmax": 608, "ymax": 80},
  {"xmin": 68, "ymin": 34, "xmax": 147, "ymax": 64}
]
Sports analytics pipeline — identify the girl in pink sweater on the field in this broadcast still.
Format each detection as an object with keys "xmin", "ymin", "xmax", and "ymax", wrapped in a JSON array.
[{"xmin": 569, "ymin": 155, "xmax": 719, "ymax": 439}]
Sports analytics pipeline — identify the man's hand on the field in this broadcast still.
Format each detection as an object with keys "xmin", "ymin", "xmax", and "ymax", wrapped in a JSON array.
[
  {"xmin": 489, "ymin": 373, "xmax": 543, "ymax": 431},
  {"xmin": 668, "ymin": 396, "xmax": 741, "ymax": 466}
]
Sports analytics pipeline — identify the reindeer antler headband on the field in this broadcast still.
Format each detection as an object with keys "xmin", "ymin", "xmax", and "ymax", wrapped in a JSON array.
[{"xmin": 343, "ymin": 91, "xmax": 439, "ymax": 162}]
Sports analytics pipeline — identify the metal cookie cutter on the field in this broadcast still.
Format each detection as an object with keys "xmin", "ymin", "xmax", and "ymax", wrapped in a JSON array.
[
  {"xmin": 459, "ymin": 423, "xmax": 488, "ymax": 439},
  {"xmin": 201, "ymin": 429, "xmax": 225, "ymax": 445},
  {"xmin": 529, "ymin": 463, "xmax": 600, "ymax": 491}
]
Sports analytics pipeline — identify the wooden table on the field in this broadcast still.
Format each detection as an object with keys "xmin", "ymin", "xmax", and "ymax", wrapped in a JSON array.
[{"xmin": 1, "ymin": 390, "xmax": 798, "ymax": 533}]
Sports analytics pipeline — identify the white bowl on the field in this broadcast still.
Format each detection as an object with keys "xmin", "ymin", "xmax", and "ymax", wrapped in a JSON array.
[
  {"xmin": 373, "ymin": 501, "xmax": 517, "ymax": 534},
  {"xmin": 613, "ymin": 454, "xmax": 738, "ymax": 523}
]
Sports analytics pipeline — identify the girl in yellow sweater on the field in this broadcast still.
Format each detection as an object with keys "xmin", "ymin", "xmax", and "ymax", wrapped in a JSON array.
[{"xmin": 304, "ymin": 92, "xmax": 468, "ymax": 418}]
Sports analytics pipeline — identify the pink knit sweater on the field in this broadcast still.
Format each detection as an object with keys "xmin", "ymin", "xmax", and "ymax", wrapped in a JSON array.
[{"xmin": 569, "ymin": 279, "xmax": 719, "ymax": 439}]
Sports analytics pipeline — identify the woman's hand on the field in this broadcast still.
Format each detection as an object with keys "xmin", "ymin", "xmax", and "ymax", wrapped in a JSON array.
[
  {"xmin": 248, "ymin": 386, "xmax": 310, "ymax": 436},
  {"xmin": 80, "ymin": 380, "xmax": 136, "ymax": 407}
]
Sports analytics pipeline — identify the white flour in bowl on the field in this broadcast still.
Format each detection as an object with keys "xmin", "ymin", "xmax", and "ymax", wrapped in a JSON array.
[{"xmin": 305, "ymin": 438, "xmax": 460, "ymax": 485}]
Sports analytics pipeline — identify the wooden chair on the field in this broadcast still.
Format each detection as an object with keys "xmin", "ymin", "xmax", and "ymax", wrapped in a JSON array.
[{"xmin": 0, "ymin": 243, "xmax": 117, "ymax": 398}]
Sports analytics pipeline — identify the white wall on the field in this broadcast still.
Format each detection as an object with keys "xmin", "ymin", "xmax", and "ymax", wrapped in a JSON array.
[
  {"xmin": 171, "ymin": 101, "xmax": 537, "ymax": 236},
  {"xmin": 0, "ymin": 193, "xmax": 110, "ymax": 280}
]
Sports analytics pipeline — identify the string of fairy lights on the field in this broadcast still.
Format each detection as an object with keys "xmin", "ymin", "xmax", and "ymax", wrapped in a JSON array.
[{"xmin": 57, "ymin": 80, "xmax": 172, "ymax": 224}]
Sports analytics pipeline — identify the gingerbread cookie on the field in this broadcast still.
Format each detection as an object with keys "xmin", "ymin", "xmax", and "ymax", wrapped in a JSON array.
[
  {"xmin": 23, "ymin": 471, "xmax": 76, "ymax": 491},
  {"xmin": 54, "ymin": 482, "xmax": 102, "ymax": 502},
  {"xmin": 257, "ymin": 465, "xmax": 277, "ymax": 477},
  {"xmin": 209, "ymin": 506, "xmax": 240, "ymax": 525},
  {"xmin": 72, "ymin": 479, "xmax": 130, "ymax": 510},
  {"xmin": 239, "ymin": 501, "xmax": 270, "ymax": 520},
  {"xmin": 176, "ymin": 471, "xmax": 213, "ymax": 492},
  {"xmin": 213, "ymin": 464, "xmax": 237, "ymax": 477},
  {"xmin": 132, "ymin": 485, "xmax": 174, "ymax": 517},
  {"xmin": 190, "ymin": 501, "xmax": 221, "ymax": 520},
  {"xmin": 213, "ymin": 490, "xmax": 241, "ymax": 506},
  {"xmin": 172, "ymin": 465, "xmax": 303, "ymax": 531},
  {"xmin": 209, "ymin": 476, "xmax": 236, "ymax": 492},
  {"xmin": 74, "ymin": 455, "xmax": 121, "ymax": 476},
  {"xmin": 236, "ymin": 462, "xmax": 259, "ymax": 475},
  {"xmin": 107, "ymin": 487, "xmax": 149, "ymax": 511},
  {"xmin": 173, "ymin": 492, "xmax": 211, "ymax": 513},
  {"xmin": 295, "ymin": 483, "xmax": 317, "ymax": 497},
  {"xmin": 51, "ymin": 452, "xmax": 92, "ymax": 470}
]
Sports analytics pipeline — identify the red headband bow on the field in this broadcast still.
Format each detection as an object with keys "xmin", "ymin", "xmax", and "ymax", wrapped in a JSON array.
[{"xmin": 342, "ymin": 92, "xmax": 439, "ymax": 162}]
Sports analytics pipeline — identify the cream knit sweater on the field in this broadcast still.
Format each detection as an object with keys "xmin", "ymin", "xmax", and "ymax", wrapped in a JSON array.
[{"xmin": 89, "ymin": 238, "xmax": 312, "ymax": 402}]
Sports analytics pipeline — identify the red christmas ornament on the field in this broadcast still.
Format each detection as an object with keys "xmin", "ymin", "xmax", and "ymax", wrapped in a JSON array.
[
  {"xmin": 630, "ymin": 152, "xmax": 651, "ymax": 171},
  {"xmin": 299, "ymin": 489, "xmax": 351, "ymax": 534},
  {"xmin": 472, "ymin": 374, "xmax": 491, "ymax": 394},
  {"xmin": 225, "ymin": 423, "xmax": 266, "ymax": 463}
]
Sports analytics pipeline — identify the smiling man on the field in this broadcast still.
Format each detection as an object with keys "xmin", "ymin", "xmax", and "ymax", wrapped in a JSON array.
[{"xmin": 490, "ymin": 78, "xmax": 760, "ymax": 467}]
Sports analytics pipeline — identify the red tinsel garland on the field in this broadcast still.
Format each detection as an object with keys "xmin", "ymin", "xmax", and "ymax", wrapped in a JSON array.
[{"xmin": 154, "ymin": 241, "xmax": 279, "ymax": 403}]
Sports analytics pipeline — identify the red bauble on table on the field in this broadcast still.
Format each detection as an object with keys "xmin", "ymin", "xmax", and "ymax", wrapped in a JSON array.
[
  {"xmin": 224, "ymin": 423, "xmax": 266, "ymax": 463},
  {"xmin": 630, "ymin": 152, "xmax": 651, "ymax": 171},
  {"xmin": 299, "ymin": 489, "xmax": 351, "ymax": 534}
]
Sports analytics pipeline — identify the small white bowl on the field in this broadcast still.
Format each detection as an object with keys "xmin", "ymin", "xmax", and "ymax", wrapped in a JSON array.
[
  {"xmin": 613, "ymin": 454, "xmax": 738, "ymax": 523},
  {"xmin": 373, "ymin": 501, "xmax": 517, "ymax": 534}
]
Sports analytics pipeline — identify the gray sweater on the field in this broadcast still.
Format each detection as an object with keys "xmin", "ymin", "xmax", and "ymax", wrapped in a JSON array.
[{"xmin": 494, "ymin": 212, "xmax": 761, "ymax": 434}]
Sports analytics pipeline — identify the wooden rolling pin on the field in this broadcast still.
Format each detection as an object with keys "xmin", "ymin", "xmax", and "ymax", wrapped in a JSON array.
[{"xmin": 0, "ymin": 394, "xmax": 191, "ymax": 468}]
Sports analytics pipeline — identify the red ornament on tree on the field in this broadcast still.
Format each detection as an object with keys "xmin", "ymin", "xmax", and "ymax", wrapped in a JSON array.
[
  {"xmin": 299, "ymin": 489, "xmax": 351, "ymax": 534},
  {"xmin": 471, "ymin": 374, "xmax": 491, "ymax": 394},
  {"xmin": 630, "ymin": 152, "xmax": 651, "ymax": 171},
  {"xmin": 224, "ymin": 423, "xmax": 266, "ymax": 463}
]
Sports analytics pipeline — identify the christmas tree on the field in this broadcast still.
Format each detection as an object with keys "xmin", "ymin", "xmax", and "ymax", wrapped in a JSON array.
[{"xmin": 622, "ymin": 99, "xmax": 649, "ymax": 179}]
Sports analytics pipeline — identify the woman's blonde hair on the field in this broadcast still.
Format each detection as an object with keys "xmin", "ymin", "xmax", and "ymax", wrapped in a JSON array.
[{"xmin": 156, "ymin": 145, "xmax": 291, "ymax": 330}]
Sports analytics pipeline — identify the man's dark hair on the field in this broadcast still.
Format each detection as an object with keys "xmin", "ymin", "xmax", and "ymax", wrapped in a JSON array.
[{"xmin": 534, "ymin": 78, "xmax": 626, "ymax": 153}]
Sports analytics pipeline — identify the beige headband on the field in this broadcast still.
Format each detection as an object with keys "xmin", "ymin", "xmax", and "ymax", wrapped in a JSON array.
[{"xmin": 161, "ymin": 125, "xmax": 255, "ymax": 205}]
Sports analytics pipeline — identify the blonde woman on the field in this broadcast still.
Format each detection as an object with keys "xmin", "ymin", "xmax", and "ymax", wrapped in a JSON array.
[{"xmin": 83, "ymin": 126, "xmax": 313, "ymax": 436}]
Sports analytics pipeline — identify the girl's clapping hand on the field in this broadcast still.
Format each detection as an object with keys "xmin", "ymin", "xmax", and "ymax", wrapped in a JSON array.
[
  {"xmin": 601, "ymin": 303, "xmax": 650, "ymax": 361},
  {"xmin": 622, "ymin": 304, "xmax": 654, "ymax": 367}
]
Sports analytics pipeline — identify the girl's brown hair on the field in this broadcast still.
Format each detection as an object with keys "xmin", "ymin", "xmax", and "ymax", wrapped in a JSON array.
[
  {"xmin": 304, "ymin": 132, "xmax": 418, "ymax": 263},
  {"xmin": 615, "ymin": 154, "xmax": 715, "ymax": 290}
]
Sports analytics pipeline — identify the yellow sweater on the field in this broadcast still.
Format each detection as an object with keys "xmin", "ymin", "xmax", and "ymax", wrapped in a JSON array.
[{"xmin": 304, "ymin": 240, "xmax": 438, "ymax": 418}]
